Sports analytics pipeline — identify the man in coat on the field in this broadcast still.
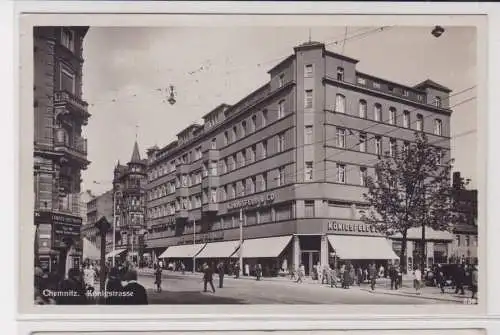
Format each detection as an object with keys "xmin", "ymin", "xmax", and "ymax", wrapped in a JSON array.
[
  {"xmin": 121, "ymin": 269, "xmax": 148, "ymax": 304},
  {"xmin": 369, "ymin": 263, "xmax": 378, "ymax": 291},
  {"xmin": 203, "ymin": 262, "xmax": 216, "ymax": 293},
  {"xmin": 217, "ymin": 261, "xmax": 225, "ymax": 288}
]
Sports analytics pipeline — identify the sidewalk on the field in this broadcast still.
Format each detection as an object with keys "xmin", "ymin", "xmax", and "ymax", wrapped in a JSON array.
[{"xmin": 137, "ymin": 268, "xmax": 469, "ymax": 302}]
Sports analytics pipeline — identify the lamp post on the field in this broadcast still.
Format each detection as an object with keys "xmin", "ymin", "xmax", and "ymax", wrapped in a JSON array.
[
  {"xmin": 112, "ymin": 190, "xmax": 122, "ymax": 267},
  {"xmin": 239, "ymin": 208, "xmax": 243, "ymax": 277},
  {"xmin": 95, "ymin": 216, "xmax": 110, "ymax": 302},
  {"xmin": 193, "ymin": 218, "xmax": 196, "ymax": 273}
]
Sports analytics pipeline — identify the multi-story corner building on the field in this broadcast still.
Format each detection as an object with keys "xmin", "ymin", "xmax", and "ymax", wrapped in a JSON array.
[
  {"xmin": 33, "ymin": 26, "xmax": 90, "ymax": 276},
  {"xmin": 111, "ymin": 141, "xmax": 148, "ymax": 264},
  {"xmin": 450, "ymin": 171, "xmax": 478, "ymax": 265},
  {"xmin": 144, "ymin": 41, "xmax": 454, "ymax": 275}
]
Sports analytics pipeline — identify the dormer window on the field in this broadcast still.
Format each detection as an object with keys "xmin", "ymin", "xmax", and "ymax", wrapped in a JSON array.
[
  {"xmin": 61, "ymin": 28, "xmax": 75, "ymax": 52},
  {"xmin": 434, "ymin": 96, "xmax": 442, "ymax": 108},
  {"xmin": 337, "ymin": 67, "xmax": 344, "ymax": 81},
  {"xmin": 278, "ymin": 73, "xmax": 285, "ymax": 88}
]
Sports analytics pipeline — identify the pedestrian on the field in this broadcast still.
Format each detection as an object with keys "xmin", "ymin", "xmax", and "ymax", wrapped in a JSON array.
[
  {"xmin": 34, "ymin": 267, "xmax": 55, "ymax": 305},
  {"xmin": 349, "ymin": 265, "xmax": 355, "ymax": 286},
  {"xmin": 389, "ymin": 265, "xmax": 397, "ymax": 290},
  {"xmin": 296, "ymin": 264, "xmax": 305, "ymax": 283},
  {"xmin": 234, "ymin": 262, "xmax": 241, "ymax": 279},
  {"xmin": 154, "ymin": 263, "xmax": 163, "ymax": 292},
  {"xmin": 329, "ymin": 266, "xmax": 338, "ymax": 288},
  {"xmin": 369, "ymin": 263, "xmax": 377, "ymax": 291},
  {"xmin": 256, "ymin": 264, "xmax": 262, "ymax": 281},
  {"xmin": 180, "ymin": 261, "xmax": 185, "ymax": 275},
  {"xmin": 289, "ymin": 266, "xmax": 296, "ymax": 280},
  {"xmin": 217, "ymin": 261, "xmax": 225, "ymax": 288},
  {"xmin": 321, "ymin": 265, "xmax": 329, "ymax": 285},
  {"xmin": 56, "ymin": 268, "xmax": 87, "ymax": 305},
  {"xmin": 435, "ymin": 264, "xmax": 445, "ymax": 294},
  {"xmin": 244, "ymin": 263, "xmax": 250, "ymax": 277},
  {"xmin": 356, "ymin": 267, "xmax": 363, "ymax": 286},
  {"xmin": 342, "ymin": 264, "xmax": 351, "ymax": 289},
  {"xmin": 202, "ymin": 262, "xmax": 216, "ymax": 293},
  {"xmin": 455, "ymin": 263, "xmax": 466, "ymax": 295},
  {"xmin": 378, "ymin": 264, "xmax": 385, "ymax": 278},
  {"xmin": 105, "ymin": 267, "xmax": 124, "ymax": 305},
  {"xmin": 413, "ymin": 266, "xmax": 422, "ymax": 295},
  {"xmin": 397, "ymin": 266, "xmax": 403, "ymax": 289},
  {"xmin": 121, "ymin": 269, "xmax": 148, "ymax": 304},
  {"xmin": 470, "ymin": 264, "xmax": 478, "ymax": 300},
  {"xmin": 83, "ymin": 263, "xmax": 96, "ymax": 294}
]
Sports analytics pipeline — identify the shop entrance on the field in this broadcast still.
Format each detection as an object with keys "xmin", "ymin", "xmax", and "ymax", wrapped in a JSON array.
[{"xmin": 301, "ymin": 250, "xmax": 320, "ymax": 276}]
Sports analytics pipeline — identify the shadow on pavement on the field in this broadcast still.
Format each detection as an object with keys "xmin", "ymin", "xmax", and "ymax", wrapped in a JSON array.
[{"xmin": 146, "ymin": 289, "xmax": 248, "ymax": 304}]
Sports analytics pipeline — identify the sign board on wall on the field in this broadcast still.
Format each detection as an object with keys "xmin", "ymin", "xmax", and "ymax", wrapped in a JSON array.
[
  {"xmin": 35, "ymin": 211, "xmax": 83, "ymax": 249},
  {"xmin": 227, "ymin": 193, "xmax": 276, "ymax": 211},
  {"xmin": 177, "ymin": 230, "xmax": 224, "ymax": 245},
  {"xmin": 327, "ymin": 221, "xmax": 378, "ymax": 234}
]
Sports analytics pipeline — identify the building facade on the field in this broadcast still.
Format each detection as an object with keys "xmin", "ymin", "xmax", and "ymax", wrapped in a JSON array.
[
  {"xmin": 82, "ymin": 189, "xmax": 113, "ymax": 247},
  {"xmin": 111, "ymin": 142, "xmax": 148, "ymax": 264},
  {"xmin": 33, "ymin": 26, "xmax": 90, "ymax": 276},
  {"xmin": 144, "ymin": 41, "xmax": 453, "ymax": 275}
]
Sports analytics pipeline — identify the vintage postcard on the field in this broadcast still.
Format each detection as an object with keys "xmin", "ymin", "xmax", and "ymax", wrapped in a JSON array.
[{"xmin": 17, "ymin": 7, "xmax": 488, "ymax": 317}]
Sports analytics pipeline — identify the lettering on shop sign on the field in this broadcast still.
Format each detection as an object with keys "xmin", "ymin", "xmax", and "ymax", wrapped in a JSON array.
[
  {"xmin": 227, "ymin": 193, "xmax": 276, "ymax": 211},
  {"xmin": 327, "ymin": 221, "xmax": 377, "ymax": 233},
  {"xmin": 177, "ymin": 231, "xmax": 225, "ymax": 245}
]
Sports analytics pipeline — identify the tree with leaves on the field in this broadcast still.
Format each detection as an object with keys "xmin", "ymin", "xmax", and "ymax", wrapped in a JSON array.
[{"xmin": 361, "ymin": 132, "xmax": 466, "ymax": 274}]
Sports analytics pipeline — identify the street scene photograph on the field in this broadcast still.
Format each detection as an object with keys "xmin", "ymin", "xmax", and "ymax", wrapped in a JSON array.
[{"xmin": 30, "ymin": 23, "xmax": 480, "ymax": 306}]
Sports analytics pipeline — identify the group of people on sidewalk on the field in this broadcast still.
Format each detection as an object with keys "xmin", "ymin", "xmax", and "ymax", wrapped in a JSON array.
[{"xmin": 34, "ymin": 260, "xmax": 148, "ymax": 305}]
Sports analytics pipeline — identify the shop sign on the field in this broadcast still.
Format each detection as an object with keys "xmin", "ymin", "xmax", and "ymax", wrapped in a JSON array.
[
  {"xmin": 51, "ymin": 213, "xmax": 83, "ymax": 249},
  {"xmin": 177, "ymin": 230, "xmax": 224, "ymax": 245},
  {"xmin": 327, "ymin": 221, "xmax": 377, "ymax": 234},
  {"xmin": 227, "ymin": 193, "xmax": 276, "ymax": 211}
]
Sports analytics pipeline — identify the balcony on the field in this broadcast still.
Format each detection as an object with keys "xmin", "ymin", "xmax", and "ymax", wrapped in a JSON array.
[
  {"xmin": 176, "ymin": 209, "xmax": 189, "ymax": 219},
  {"xmin": 202, "ymin": 203, "xmax": 219, "ymax": 213},
  {"xmin": 203, "ymin": 149, "xmax": 220, "ymax": 161},
  {"xmin": 54, "ymin": 90, "xmax": 90, "ymax": 120},
  {"xmin": 202, "ymin": 175, "xmax": 220, "ymax": 189},
  {"xmin": 54, "ymin": 129, "xmax": 89, "ymax": 165}
]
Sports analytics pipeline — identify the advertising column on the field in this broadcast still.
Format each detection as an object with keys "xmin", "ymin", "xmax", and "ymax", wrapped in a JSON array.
[
  {"xmin": 320, "ymin": 235, "xmax": 328, "ymax": 268},
  {"xmin": 293, "ymin": 235, "xmax": 300, "ymax": 271}
]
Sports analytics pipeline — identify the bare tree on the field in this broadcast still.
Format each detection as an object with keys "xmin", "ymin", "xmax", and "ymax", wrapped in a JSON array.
[{"xmin": 362, "ymin": 132, "xmax": 465, "ymax": 273}]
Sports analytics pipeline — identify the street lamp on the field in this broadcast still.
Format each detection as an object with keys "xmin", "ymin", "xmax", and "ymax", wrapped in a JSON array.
[
  {"xmin": 432, "ymin": 25, "xmax": 445, "ymax": 38},
  {"xmin": 95, "ymin": 216, "xmax": 110, "ymax": 299},
  {"xmin": 112, "ymin": 190, "xmax": 122, "ymax": 267}
]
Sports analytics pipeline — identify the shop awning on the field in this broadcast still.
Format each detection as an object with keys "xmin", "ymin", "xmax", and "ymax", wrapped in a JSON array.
[
  {"xmin": 158, "ymin": 243, "xmax": 205, "ymax": 259},
  {"xmin": 241, "ymin": 235, "xmax": 293, "ymax": 258},
  {"xmin": 105, "ymin": 248, "xmax": 127, "ymax": 259},
  {"xmin": 327, "ymin": 235, "xmax": 398, "ymax": 260},
  {"xmin": 196, "ymin": 240, "xmax": 240, "ymax": 258},
  {"xmin": 390, "ymin": 227, "xmax": 455, "ymax": 241}
]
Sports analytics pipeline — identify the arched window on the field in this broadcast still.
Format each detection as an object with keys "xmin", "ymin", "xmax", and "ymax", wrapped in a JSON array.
[
  {"xmin": 359, "ymin": 100, "xmax": 367, "ymax": 118},
  {"xmin": 374, "ymin": 103, "xmax": 382, "ymax": 122},
  {"xmin": 416, "ymin": 114, "xmax": 424, "ymax": 131},
  {"xmin": 335, "ymin": 94, "xmax": 346, "ymax": 114},
  {"xmin": 389, "ymin": 107, "xmax": 397, "ymax": 125}
]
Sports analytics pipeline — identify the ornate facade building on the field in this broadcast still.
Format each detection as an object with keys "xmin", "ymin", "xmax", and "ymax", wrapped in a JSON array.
[
  {"xmin": 33, "ymin": 26, "xmax": 90, "ymax": 277},
  {"xmin": 111, "ymin": 141, "xmax": 148, "ymax": 263}
]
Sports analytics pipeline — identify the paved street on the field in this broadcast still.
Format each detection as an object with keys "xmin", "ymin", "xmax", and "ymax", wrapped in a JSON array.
[{"xmin": 137, "ymin": 272, "xmax": 462, "ymax": 304}]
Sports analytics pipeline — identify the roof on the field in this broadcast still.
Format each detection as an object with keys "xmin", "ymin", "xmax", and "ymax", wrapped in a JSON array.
[
  {"xmin": 413, "ymin": 79, "xmax": 452, "ymax": 93},
  {"xmin": 130, "ymin": 141, "xmax": 142, "ymax": 163},
  {"xmin": 202, "ymin": 103, "xmax": 232, "ymax": 120}
]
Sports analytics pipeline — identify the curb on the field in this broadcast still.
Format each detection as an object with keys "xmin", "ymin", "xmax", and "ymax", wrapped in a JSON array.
[{"xmin": 359, "ymin": 288, "xmax": 464, "ymax": 303}]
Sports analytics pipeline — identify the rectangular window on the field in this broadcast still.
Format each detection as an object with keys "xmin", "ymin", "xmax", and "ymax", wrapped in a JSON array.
[
  {"xmin": 224, "ymin": 131, "xmax": 229, "ymax": 145},
  {"xmin": 304, "ymin": 200, "xmax": 315, "ymax": 218},
  {"xmin": 389, "ymin": 139, "xmax": 397, "ymax": 157},
  {"xmin": 434, "ymin": 119, "xmax": 443, "ymax": 136},
  {"xmin": 241, "ymin": 180, "xmax": 246, "ymax": 197},
  {"xmin": 250, "ymin": 145, "xmax": 256, "ymax": 163},
  {"xmin": 305, "ymin": 90, "xmax": 313, "ymax": 108},
  {"xmin": 305, "ymin": 161, "xmax": 313, "ymax": 181},
  {"xmin": 336, "ymin": 128, "xmax": 346, "ymax": 148},
  {"xmin": 60, "ymin": 67, "xmax": 75, "ymax": 94},
  {"xmin": 357, "ymin": 77, "xmax": 366, "ymax": 85},
  {"xmin": 305, "ymin": 64, "xmax": 313, "ymax": 77},
  {"xmin": 434, "ymin": 96, "xmax": 442, "ymax": 108},
  {"xmin": 241, "ymin": 121, "xmax": 247, "ymax": 137},
  {"xmin": 304, "ymin": 125, "xmax": 313, "ymax": 145},
  {"xmin": 278, "ymin": 73, "xmax": 285, "ymax": 88},
  {"xmin": 209, "ymin": 161, "xmax": 217, "ymax": 176},
  {"xmin": 262, "ymin": 110, "xmax": 268, "ymax": 127},
  {"xmin": 61, "ymin": 28, "xmax": 75, "ymax": 52},
  {"xmin": 360, "ymin": 167, "xmax": 368, "ymax": 186},
  {"xmin": 403, "ymin": 111, "xmax": 410, "ymax": 128},
  {"xmin": 251, "ymin": 115, "xmax": 257, "ymax": 132},
  {"xmin": 231, "ymin": 155, "xmax": 237, "ymax": 171},
  {"xmin": 359, "ymin": 100, "xmax": 367, "ymax": 118},
  {"xmin": 337, "ymin": 67, "xmax": 344, "ymax": 81},
  {"xmin": 436, "ymin": 149, "xmax": 443, "ymax": 165},
  {"xmin": 359, "ymin": 132, "xmax": 366, "ymax": 152},
  {"xmin": 416, "ymin": 114, "xmax": 424, "ymax": 131},
  {"xmin": 373, "ymin": 82, "xmax": 381, "ymax": 89},
  {"xmin": 403, "ymin": 89, "xmax": 409, "ymax": 97},
  {"xmin": 417, "ymin": 95, "xmax": 424, "ymax": 102},
  {"xmin": 232, "ymin": 126, "xmax": 238, "ymax": 141},
  {"xmin": 278, "ymin": 167, "xmax": 285, "ymax": 186},
  {"xmin": 375, "ymin": 137, "xmax": 382, "ymax": 156},
  {"xmin": 250, "ymin": 177, "xmax": 256, "ymax": 194},
  {"xmin": 195, "ymin": 146, "xmax": 202, "ymax": 160},
  {"xmin": 278, "ymin": 100, "xmax": 285, "ymax": 119},
  {"xmin": 374, "ymin": 104, "xmax": 382, "ymax": 122},
  {"xmin": 211, "ymin": 188, "xmax": 217, "ymax": 203},
  {"xmin": 211, "ymin": 138, "xmax": 217, "ymax": 150},
  {"xmin": 240, "ymin": 151, "xmax": 246, "ymax": 167},
  {"xmin": 335, "ymin": 94, "xmax": 345, "ymax": 114},
  {"xmin": 337, "ymin": 164, "xmax": 346, "ymax": 183},
  {"xmin": 277, "ymin": 132, "xmax": 285, "ymax": 152}
]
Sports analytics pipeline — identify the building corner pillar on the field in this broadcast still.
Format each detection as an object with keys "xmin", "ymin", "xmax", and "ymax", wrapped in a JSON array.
[
  {"xmin": 293, "ymin": 235, "xmax": 300, "ymax": 270},
  {"xmin": 320, "ymin": 234, "xmax": 328, "ymax": 267}
]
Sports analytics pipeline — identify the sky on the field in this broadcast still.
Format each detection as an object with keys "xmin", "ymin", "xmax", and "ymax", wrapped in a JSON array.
[{"xmin": 81, "ymin": 26, "xmax": 477, "ymax": 195}]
